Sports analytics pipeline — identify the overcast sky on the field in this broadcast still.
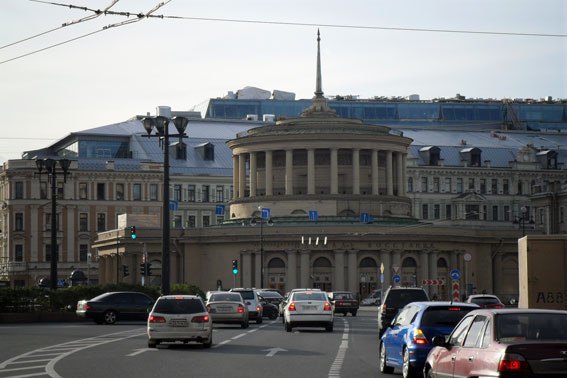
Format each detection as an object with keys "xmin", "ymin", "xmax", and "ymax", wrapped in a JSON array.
[{"xmin": 1, "ymin": 0, "xmax": 565, "ymax": 162}]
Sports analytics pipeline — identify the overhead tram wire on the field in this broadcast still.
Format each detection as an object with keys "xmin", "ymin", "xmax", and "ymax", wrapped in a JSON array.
[
  {"xmin": 1, "ymin": 0, "xmax": 121, "ymax": 51},
  {"xmin": 0, "ymin": 0, "xmax": 170, "ymax": 65}
]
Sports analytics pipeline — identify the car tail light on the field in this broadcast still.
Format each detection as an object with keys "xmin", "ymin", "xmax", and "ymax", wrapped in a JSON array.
[
  {"xmin": 498, "ymin": 353, "xmax": 530, "ymax": 374},
  {"xmin": 85, "ymin": 304, "xmax": 91, "ymax": 310},
  {"xmin": 412, "ymin": 329, "xmax": 428, "ymax": 345},
  {"xmin": 237, "ymin": 304, "xmax": 245, "ymax": 313},
  {"xmin": 324, "ymin": 302, "xmax": 332, "ymax": 311},
  {"xmin": 192, "ymin": 315, "xmax": 210, "ymax": 323},
  {"xmin": 256, "ymin": 304, "xmax": 262, "ymax": 312},
  {"xmin": 380, "ymin": 304, "xmax": 387, "ymax": 313},
  {"xmin": 288, "ymin": 303, "xmax": 296, "ymax": 311},
  {"xmin": 149, "ymin": 315, "xmax": 166, "ymax": 323}
]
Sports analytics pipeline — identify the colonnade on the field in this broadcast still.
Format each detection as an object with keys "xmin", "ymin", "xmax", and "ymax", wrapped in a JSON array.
[{"xmin": 232, "ymin": 148, "xmax": 407, "ymax": 199}]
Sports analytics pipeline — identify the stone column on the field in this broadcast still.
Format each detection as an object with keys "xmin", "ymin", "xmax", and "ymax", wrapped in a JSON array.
[
  {"xmin": 242, "ymin": 251, "xmax": 252, "ymax": 288},
  {"xmin": 249, "ymin": 152, "xmax": 257, "ymax": 197},
  {"xmin": 386, "ymin": 151, "xmax": 393, "ymax": 196},
  {"xmin": 233, "ymin": 154, "xmax": 239, "ymax": 199},
  {"xmin": 285, "ymin": 149, "xmax": 293, "ymax": 195},
  {"xmin": 396, "ymin": 152, "xmax": 404, "ymax": 196},
  {"xmin": 307, "ymin": 149, "xmax": 315, "ymax": 195},
  {"xmin": 347, "ymin": 250, "xmax": 358, "ymax": 294},
  {"xmin": 286, "ymin": 250, "xmax": 298, "ymax": 290},
  {"xmin": 330, "ymin": 148, "xmax": 338, "ymax": 194},
  {"xmin": 402, "ymin": 153, "xmax": 408, "ymax": 196},
  {"xmin": 352, "ymin": 148, "xmax": 360, "ymax": 195},
  {"xmin": 493, "ymin": 252, "xmax": 502, "ymax": 298},
  {"xmin": 254, "ymin": 250, "xmax": 261, "ymax": 288},
  {"xmin": 379, "ymin": 250, "xmax": 392, "ymax": 287},
  {"xmin": 429, "ymin": 250, "xmax": 438, "ymax": 299},
  {"xmin": 299, "ymin": 250, "xmax": 310, "ymax": 288},
  {"xmin": 265, "ymin": 150, "xmax": 273, "ymax": 196},
  {"xmin": 420, "ymin": 250, "xmax": 429, "ymax": 288},
  {"xmin": 392, "ymin": 249, "xmax": 402, "ymax": 281},
  {"xmin": 238, "ymin": 154, "xmax": 246, "ymax": 199},
  {"xmin": 334, "ymin": 250, "xmax": 346, "ymax": 291},
  {"xmin": 372, "ymin": 149, "xmax": 379, "ymax": 195}
]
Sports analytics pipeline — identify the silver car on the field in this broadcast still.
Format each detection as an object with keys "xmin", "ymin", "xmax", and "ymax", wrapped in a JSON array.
[
  {"xmin": 283, "ymin": 290, "xmax": 334, "ymax": 332},
  {"xmin": 206, "ymin": 292, "xmax": 249, "ymax": 328},
  {"xmin": 147, "ymin": 295, "xmax": 213, "ymax": 348}
]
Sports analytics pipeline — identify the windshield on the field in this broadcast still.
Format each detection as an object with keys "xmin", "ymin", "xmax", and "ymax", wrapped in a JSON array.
[
  {"xmin": 292, "ymin": 292, "xmax": 328, "ymax": 301},
  {"xmin": 421, "ymin": 306, "xmax": 476, "ymax": 327},
  {"xmin": 210, "ymin": 293, "xmax": 242, "ymax": 302},
  {"xmin": 233, "ymin": 291, "xmax": 254, "ymax": 300},
  {"xmin": 153, "ymin": 298, "xmax": 205, "ymax": 314}
]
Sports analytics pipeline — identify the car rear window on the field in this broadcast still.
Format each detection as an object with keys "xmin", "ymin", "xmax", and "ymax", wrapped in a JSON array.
[
  {"xmin": 233, "ymin": 291, "xmax": 254, "ymax": 300},
  {"xmin": 333, "ymin": 293, "xmax": 354, "ymax": 300},
  {"xmin": 258, "ymin": 291, "xmax": 282, "ymax": 298},
  {"xmin": 497, "ymin": 313, "xmax": 567, "ymax": 341},
  {"xmin": 471, "ymin": 297, "xmax": 499, "ymax": 304},
  {"xmin": 385, "ymin": 290, "xmax": 428, "ymax": 307},
  {"xmin": 153, "ymin": 298, "xmax": 205, "ymax": 314},
  {"xmin": 421, "ymin": 306, "xmax": 476, "ymax": 327},
  {"xmin": 293, "ymin": 292, "xmax": 328, "ymax": 301},
  {"xmin": 210, "ymin": 293, "xmax": 242, "ymax": 302}
]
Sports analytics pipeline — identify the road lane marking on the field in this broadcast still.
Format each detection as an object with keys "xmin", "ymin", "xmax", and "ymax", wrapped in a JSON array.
[
  {"xmin": 127, "ymin": 348, "xmax": 158, "ymax": 357},
  {"xmin": 328, "ymin": 318, "xmax": 349, "ymax": 378},
  {"xmin": 262, "ymin": 347, "xmax": 287, "ymax": 357}
]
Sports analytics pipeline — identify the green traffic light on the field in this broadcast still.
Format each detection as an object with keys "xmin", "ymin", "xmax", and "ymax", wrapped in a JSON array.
[{"xmin": 232, "ymin": 268, "xmax": 238, "ymax": 275}]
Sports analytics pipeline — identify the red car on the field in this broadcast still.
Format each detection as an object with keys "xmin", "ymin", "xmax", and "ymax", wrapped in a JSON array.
[{"xmin": 424, "ymin": 308, "xmax": 567, "ymax": 377}]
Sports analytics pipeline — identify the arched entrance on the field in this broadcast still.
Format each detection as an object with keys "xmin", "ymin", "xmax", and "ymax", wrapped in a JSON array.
[
  {"xmin": 266, "ymin": 257, "xmax": 286, "ymax": 292},
  {"xmin": 312, "ymin": 257, "xmax": 332, "ymax": 291},
  {"xmin": 401, "ymin": 257, "xmax": 417, "ymax": 287},
  {"xmin": 359, "ymin": 257, "xmax": 378, "ymax": 297},
  {"xmin": 437, "ymin": 257, "xmax": 448, "ymax": 300}
]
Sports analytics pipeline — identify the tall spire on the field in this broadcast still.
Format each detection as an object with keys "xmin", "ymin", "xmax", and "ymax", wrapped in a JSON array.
[
  {"xmin": 300, "ymin": 29, "xmax": 336, "ymax": 118},
  {"xmin": 314, "ymin": 29, "xmax": 323, "ymax": 98}
]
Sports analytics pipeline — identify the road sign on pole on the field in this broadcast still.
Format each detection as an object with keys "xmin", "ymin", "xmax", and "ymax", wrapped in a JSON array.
[{"xmin": 308, "ymin": 210, "xmax": 318, "ymax": 221}]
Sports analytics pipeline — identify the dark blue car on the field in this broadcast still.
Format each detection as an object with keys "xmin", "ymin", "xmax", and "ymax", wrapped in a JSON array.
[{"xmin": 379, "ymin": 301, "xmax": 479, "ymax": 378}]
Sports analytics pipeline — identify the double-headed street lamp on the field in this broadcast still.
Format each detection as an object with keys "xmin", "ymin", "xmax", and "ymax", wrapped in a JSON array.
[
  {"xmin": 250, "ymin": 206, "xmax": 273, "ymax": 289},
  {"xmin": 513, "ymin": 205, "xmax": 534, "ymax": 236},
  {"xmin": 35, "ymin": 158, "xmax": 71, "ymax": 290},
  {"xmin": 142, "ymin": 110, "xmax": 188, "ymax": 295}
]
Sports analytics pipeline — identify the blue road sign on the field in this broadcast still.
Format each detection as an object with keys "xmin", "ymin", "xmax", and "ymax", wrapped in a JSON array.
[
  {"xmin": 215, "ymin": 204, "xmax": 225, "ymax": 216},
  {"xmin": 309, "ymin": 210, "xmax": 318, "ymax": 221},
  {"xmin": 450, "ymin": 269, "xmax": 461, "ymax": 280},
  {"xmin": 360, "ymin": 212, "xmax": 369, "ymax": 223},
  {"xmin": 169, "ymin": 200, "xmax": 179, "ymax": 211},
  {"xmin": 393, "ymin": 274, "xmax": 401, "ymax": 284},
  {"xmin": 260, "ymin": 207, "xmax": 270, "ymax": 220}
]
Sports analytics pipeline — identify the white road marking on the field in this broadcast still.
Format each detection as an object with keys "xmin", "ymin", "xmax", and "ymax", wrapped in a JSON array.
[
  {"xmin": 328, "ymin": 318, "xmax": 349, "ymax": 378},
  {"xmin": 126, "ymin": 348, "xmax": 158, "ymax": 357},
  {"xmin": 262, "ymin": 347, "xmax": 287, "ymax": 357}
]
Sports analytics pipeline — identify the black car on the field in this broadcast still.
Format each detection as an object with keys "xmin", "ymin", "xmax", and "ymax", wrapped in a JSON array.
[
  {"xmin": 257, "ymin": 290, "xmax": 284, "ymax": 306},
  {"xmin": 378, "ymin": 286, "xmax": 429, "ymax": 337},
  {"xmin": 259, "ymin": 300, "xmax": 279, "ymax": 320},
  {"xmin": 76, "ymin": 291, "xmax": 154, "ymax": 324}
]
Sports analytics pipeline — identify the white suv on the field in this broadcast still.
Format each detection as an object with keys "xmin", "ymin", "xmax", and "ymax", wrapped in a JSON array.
[{"xmin": 229, "ymin": 288, "xmax": 263, "ymax": 324}]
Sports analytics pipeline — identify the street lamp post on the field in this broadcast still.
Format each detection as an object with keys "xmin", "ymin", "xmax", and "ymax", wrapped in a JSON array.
[
  {"xmin": 514, "ymin": 206, "xmax": 534, "ymax": 236},
  {"xmin": 251, "ymin": 206, "xmax": 273, "ymax": 289},
  {"xmin": 35, "ymin": 158, "xmax": 71, "ymax": 290},
  {"xmin": 142, "ymin": 110, "xmax": 188, "ymax": 295}
]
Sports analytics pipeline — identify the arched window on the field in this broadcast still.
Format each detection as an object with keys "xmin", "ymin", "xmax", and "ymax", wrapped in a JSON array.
[
  {"xmin": 267, "ymin": 257, "xmax": 285, "ymax": 269},
  {"xmin": 313, "ymin": 257, "xmax": 332, "ymax": 268},
  {"xmin": 360, "ymin": 257, "xmax": 377, "ymax": 268},
  {"xmin": 408, "ymin": 177, "xmax": 413, "ymax": 192}
]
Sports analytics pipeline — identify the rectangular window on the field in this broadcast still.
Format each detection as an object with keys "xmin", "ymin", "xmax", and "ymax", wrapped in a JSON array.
[
  {"xmin": 79, "ymin": 213, "xmax": 88, "ymax": 232},
  {"xmin": 57, "ymin": 182, "xmax": 64, "ymax": 198},
  {"xmin": 188, "ymin": 185, "xmax": 196, "ymax": 202},
  {"xmin": 421, "ymin": 177, "xmax": 428, "ymax": 192},
  {"xmin": 45, "ymin": 244, "xmax": 59, "ymax": 262},
  {"xmin": 133, "ymin": 183, "xmax": 142, "ymax": 201},
  {"xmin": 173, "ymin": 185, "xmax": 182, "ymax": 201},
  {"xmin": 45, "ymin": 213, "xmax": 60, "ymax": 231},
  {"xmin": 15, "ymin": 181, "xmax": 24, "ymax": 199},
  {"xmin": 539, "ymin": 208, "xmax": 545, "ymax": 225},
  {"xmin": 434, "ymin": 204, "xmax": 440, "ymax": 219},
  {"xmin": 15, "ymin": 245, "xmax": 23, "ymax": 262},
  {"xmin": 97, "ymin": 213, "xmax": 106, "ymax": 232},
  {"xmin": 173, "ymin": 215, "xmax": 183, "ymax": 229},
  {"xmin": 97, "ymin": 183, "xmax": 105, "ymax": 200},
  {"xmin": 446, "ymin": 204, "xmax": 452, "ymax": 220},
  {"xmin": 216, "ymin": 186, "xmax": 224, "ymax": 202},
  {"xmin": 187, "ymin": 215, "xmax": 196, "ymax": 228},
  {"xmin": 202, "ymin": 215, "xmax": 210, "ymax": 227},
  {"xmin": 40, "ymin": 182, "xmax": 48, "ymax": 199},
  {"xmin": 422, "ymin": 204, "xmax": 429, "ymax": 220},
  {"xmin": 202, "ymin": 185, "xmax": 210, "ymax": 202},
  {"xmin": 79, "ymin": 183, "xmax": 88, "ymax": 200},
  {"xmin": 150, "ymin": 184, "xmax": 158, "ymax": 201},
  {"xmin": 15, "ymin": 212, "xmax": 24, "ymax": 231},
  {"xmin": 480, "ymin": 179, "xmax": 486, "ymax": 194},
  {"xmin": 491, "ymin": 179, "xmax": 498, "ymax": 194},
  {"xmin": 561, "ymin": 207, "xmax": 564, "ymax": 223},
  {"xmin": 492, "ymin": 205, "xmax": 498, "ymax": 221},
  {"xmin": 116, "ymin": 183, "xmax": 124, "ymax": 200},
  {"xmin": 468, "ymin": 177, "xmax": 475, "ymax": 191},
  {"xmin": 216, "ymin": 216, "xmax": 224, "ymax": 225},
  {"xmin": 79, "ymin": 244, "xmax": 88, "ymax": 262},
  {"xmin": 445, "ymin": 178, "xmax": 452, "ymax": 192},
  {"xmin": 230, "ymin": 185, "xmax": 234, "ymax": 200},
  {"xmin": 465, "ymin": 205, "xmax": 480, "ymax": 220},
  {"xmin": 504, "ymin": 205, "xmax": 510, "ymax": 222},
  {"xmin": 456, "ymin": 178, "xmax": 463, "ymax": 193},
  {"xmin": 503, "ymin": 179, "xmax": 509, "ymax": 194},
  {"xmin": 433, "ymin": 177, "xmax": 440, "ymax": 192}
]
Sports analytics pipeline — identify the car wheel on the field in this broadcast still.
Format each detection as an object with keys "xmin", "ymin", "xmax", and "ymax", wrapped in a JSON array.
[
  {"xmin": 256, "ymin": 316, "xmax": 263, "ymax": 324},
  {"xmin": 326, "ymin": 322, "xmax": 334, "ymax": 332},
  {"xmin": 351, "ymin": 310, "xmax": 357, "ymax": 317},
  {"xmin": 241, "ymin": 320, "xmax": 249, "ymax": 329},
  {"xmin": 285, "ymin": 321, "xmax": 292, "ymax": 332},
  {"xmin": 269, "ymin": 311, "xmax": 278, "ymax": 320},
  {"xmin": 203, "ymin": 333, "xmax": 212, "ymax": 348},
  {"xmin": 148, "ymin": 339, "xmax": 158, "ymax": 348},
  {"xmin": 103, "ymin": 310, "xmax": 117, "ymax": 325},
  {"xmin": 379, "ymin": 343, "xmax": 394, "ymax": 374},
  {"xmin": 424, "ymin": 366, "xmax": 434, "ymax": 378},
  {"xmin": 402, "ymin": 347, "xmax": 417, "ymax": 378}
]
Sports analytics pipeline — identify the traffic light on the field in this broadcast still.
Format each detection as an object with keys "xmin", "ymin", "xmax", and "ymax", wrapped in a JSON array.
[
  {"xmin": 121, "ymin": 264, "xmax": 129, "ymax": 277},
  {"xmin": 130, "ymin": 226, "xmax": 137, "ymax": 240},
  {"xmin": 232, "ymin": 259, "xmax": 238, "ymax": 275},
  {"xmin": 140, "ymin": 262, "xmax": 147, "ymax": 275},
  {"xmin": 146, "ymin": 262, "xmax": 153, "ymax": 276}
]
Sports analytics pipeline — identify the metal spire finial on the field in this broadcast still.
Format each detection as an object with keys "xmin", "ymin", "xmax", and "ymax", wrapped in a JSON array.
[{"xmin": 314, "ymin": 29, "xmax": 323, "ymax": 98}]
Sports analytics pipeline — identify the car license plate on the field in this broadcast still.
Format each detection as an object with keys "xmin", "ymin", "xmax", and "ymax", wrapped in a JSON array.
[
  {"xmin": 302, "ymin": 305, "xmax": 317, "ymax": 310},
  {"xmin": 170, "ymin": 319, "xmax": 188, "ymax": 327},
  {"xmin": 217, "ymin": 306, "xmax": 231, "ymax": 313}
]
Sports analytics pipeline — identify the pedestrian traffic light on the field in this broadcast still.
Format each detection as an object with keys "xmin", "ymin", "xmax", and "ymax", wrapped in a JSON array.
[
  {"xmin": 146, "ymin": 262, "xmax": 153, "ymax": 276},
  {"xmin": 232, "ymin": 259, "xmax": 238, "ymax": 275},
  {"xmin": 140, "ymin": 262, "xmax": 147, "ymax": 275},
  {"xmin": 121, "ymin": 264, "xmax": 129, "ymax": 277},
  {"xmin": 130, "ymin": 226, "xmax": 137, "ymax": 239}
]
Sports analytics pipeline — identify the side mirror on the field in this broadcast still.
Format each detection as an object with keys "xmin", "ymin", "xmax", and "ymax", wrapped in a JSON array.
[{"xmin": 432, "ymin": 335, "xmax": 447, "ymax": 347}]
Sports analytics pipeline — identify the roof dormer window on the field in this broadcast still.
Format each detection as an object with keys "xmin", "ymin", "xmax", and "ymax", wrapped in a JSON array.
[
  {"xmin": 419, "ymin": 146, "xmax": 441, "ymax": 166},
  {"xmin": 460, "ymin": 147, "xmax": 482, "ymax": 167},
  {"xmin": 195, "ymin": 142, "xmax": 215, "ymax": 161},
  {"xmin": 536, "ymin": 150, "xmax": 558, "ymax": 169}
]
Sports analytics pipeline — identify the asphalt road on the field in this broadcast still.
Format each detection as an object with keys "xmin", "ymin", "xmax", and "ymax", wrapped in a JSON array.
[{"xmin": 0, "ymin": 307, "xmax": 394, "ymax": 378}]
